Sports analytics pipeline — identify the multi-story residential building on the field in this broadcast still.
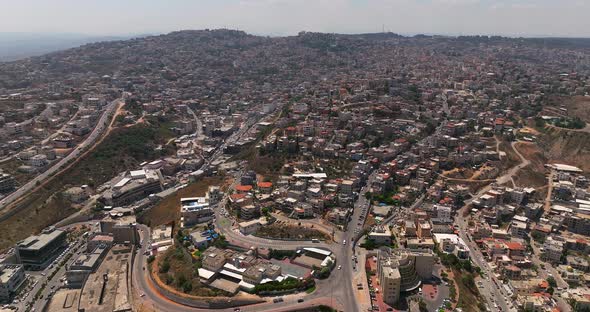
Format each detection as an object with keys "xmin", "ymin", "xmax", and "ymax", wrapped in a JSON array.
[
  {"xmin": 542, "ymin": 236, "xmax": 565, "ymax": 263},
  {"xmin": 207, "ymin": 186, "xmax": 222, "ymax": 205},
  {"xmin": 240, "ymin": 205, "xmax": 259, "ymax": 221},
  {"xmin": 564, "ymin": 213, "xmax": 590, "ymax": 236},
  {"xmin": 369, "ymin": 226, "xmax": 392, "ymax": 245},
  {"xmin": 180, "ymin": 197, "xmax": 213, "ymax": 227},
  {"xmin": 435, "ymin": 205, "xmax": 452, "ymax": 221},
  {"xmin": 377, "ymin": 249, "xmax": 435, "ymax": 306},
  {"xmin": 239, "ymin": 218, "xmax": 268, "ymax": 235},
  {"xmin": 0, "ymin": 265, "xmax": 25, "ymax": 302},
  {"xmin": 510, "ymin": 220, "xmax": 529, "ymax": 239},
  {"xmin": 327, "ymin": 208, "xmax": 349, "ymax": 225},
  {"xmin": 202, "ymin": 249, "xmax": 228, "ymax": 272},
  {"xmin": 0, "ymin": 173, "xmax": 16, "ymax": 194}
]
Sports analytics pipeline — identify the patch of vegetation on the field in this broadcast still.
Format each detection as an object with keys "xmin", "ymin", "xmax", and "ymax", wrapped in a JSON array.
[
  {"xmin": 156, "ymin": 244, "xmax": 230, "ymax": 297},
  {"xmin": 138, "ymin": 176, "xmax": 225, "ymax": 228},
  {"xmin": 315, "ymin": 305, "xmax": 336, "ymax": 312},
  {"xmin": 268, "ymin": 249, "xmax": 297, "ymax": 260},
  {"xmin": 254, "ymin": 224, "xmax": 329, "ymax": 241},
  {"xmin": 254, "ymin": 276, "xmax": 315, "ymax": 294},
  {"xmin": 359, "ymin": 235, "xmax": 397, "ymax": 250},
  {"xmin": 438, "ymin": 251, "xmax": 482, "ymax": 311},
  {"xmin": 312, "ymin": 258, "xmax": 334, "ymax": 279},
  {"xmin": 551, "ymin": 117, "xmax": 586, "ymax": 129},
  {"xmin": 123, "ymin": 98, "xmax": 144, "ymax": 116},
  {"xmin": 365, "ymin": 189, "xmax": 400, "ymax": 206}
]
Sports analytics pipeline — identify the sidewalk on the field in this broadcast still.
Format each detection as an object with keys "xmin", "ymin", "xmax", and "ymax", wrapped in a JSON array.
[{"xmin": 352, "ymin": 248, "xmax": 372, "ymax": 312}]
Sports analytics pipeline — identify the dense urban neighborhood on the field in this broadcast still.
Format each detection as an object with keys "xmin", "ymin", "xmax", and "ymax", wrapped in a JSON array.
[{"xmin": 0, "ymin": 30, "xmax": 589, "ymax": 312}]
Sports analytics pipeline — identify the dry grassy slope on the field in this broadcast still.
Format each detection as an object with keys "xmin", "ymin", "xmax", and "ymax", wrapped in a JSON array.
[
  {"xmin": 563, "ymin": 96, "xmax": 590, "ymax": 122},
  {"xmin": 0, "ymin": 123, "xmax": 176, "ymax": 251},
  {"xmin": 538, "ymin": 127, "xmax": 590, "ymax": 172},
  {"xmin": 513, "ymin": 142, "xmax": 547, "ymax": 188},
  {"xmin": 138, "ymin": 176, "xmax": 226, "ymax": 228}
]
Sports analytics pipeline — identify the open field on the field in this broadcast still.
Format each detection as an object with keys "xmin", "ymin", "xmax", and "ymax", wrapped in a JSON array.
[
  {"xmin": 538, "ymin": 126, "xmax": 590, "ymax": 172},
  {"xmin": 513, "ymin": 142, "xmax": 547, "ymax": 188},
  {"xmin": 560, "ymin": 95, "xmax": 590, "ymax": 122},
  {"xmin": 138, "ymin": 176, "xmax": 227, "ymax": 228}
]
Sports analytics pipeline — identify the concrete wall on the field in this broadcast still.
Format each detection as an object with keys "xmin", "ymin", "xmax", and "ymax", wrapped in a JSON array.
[{"xmin": 148, "ymin": 268, "xmax": 264, "ymax": 309}]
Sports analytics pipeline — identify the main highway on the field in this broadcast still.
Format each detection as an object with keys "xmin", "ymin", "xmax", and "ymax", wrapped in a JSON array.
[{"xmin": 0, "ymin": 98, "xmax": 121, "ymax": 212}]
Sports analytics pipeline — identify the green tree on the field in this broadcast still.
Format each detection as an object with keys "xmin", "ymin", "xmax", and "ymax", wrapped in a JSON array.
[
  {"xmin": 159, "ymin": 260, "xmax": 170, "ymax": 273},
  {"xmin": 547, "ymin": 276, "xmax": 557, "ymax": 288}
]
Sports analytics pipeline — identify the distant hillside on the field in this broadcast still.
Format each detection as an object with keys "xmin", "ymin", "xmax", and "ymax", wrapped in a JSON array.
[{"xmin": 0, "ymin": 33, "xmax": 134, "ymax": 62}]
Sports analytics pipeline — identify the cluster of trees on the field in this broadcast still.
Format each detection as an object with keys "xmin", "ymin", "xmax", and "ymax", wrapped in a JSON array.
[
  {"xmin": 439, "ymin": 252, "xmax": 478, "ymax": 274},
  {"xmin": 312, "ymin": 259, "xmax": 333, "ymax": 279},
  {"xmin": 553, "ymin": 117, "xmax": 586, "ymax": 129},
  {"xmin": 268, "ymin": 249, "xmax": 296, "ymax": 260},
  {"xmin": 365, "ymin": 190, "xmax": 400, "ymax": 206},
  {"xmin": 254, "ymin": 277, "xmax": 315, "ymax": 294},
  {"xmin": 175, "ymin": 273, "xmax": 194, "ymax": 293}
]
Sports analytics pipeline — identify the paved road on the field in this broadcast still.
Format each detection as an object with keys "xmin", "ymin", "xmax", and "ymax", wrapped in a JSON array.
[
  {"xmin": 130, "ymin": 102, "xmax": 355, "ymax": 312},
  {"xmin": 18, "ymin": 238, "xmax": 86, "ymax": 312},
  {"xmin": 0, "ymin": 98, "xmax": 121, "ymax": 212},
  {"xmin": 454, "ymin": 139, "xmax": 534, "ymax": 312},
  {"xmin": 185, "ymin": 105, "xmax": 204, "ymax": 140},
  {"xmin": 496, "ymin": 140, "xmax": 530, "ymax": 186}
]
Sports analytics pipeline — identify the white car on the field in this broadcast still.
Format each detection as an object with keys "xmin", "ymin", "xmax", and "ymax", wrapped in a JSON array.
[{"xmin": 338, "ymin": 265, "xmax": 342, "ymax": 270}]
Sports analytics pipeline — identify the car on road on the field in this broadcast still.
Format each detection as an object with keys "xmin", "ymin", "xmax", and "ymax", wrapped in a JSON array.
[
  {"xmin": 297, "ymin": 299, "xmax": 304, "ymax": 303},
  {"xmin": 338, "ymin": 265, "xmax": 342, "ymax": 270}
]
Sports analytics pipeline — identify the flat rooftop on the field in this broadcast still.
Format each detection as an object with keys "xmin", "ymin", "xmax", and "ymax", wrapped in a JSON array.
[
  {"xmin": 0, "ymin": 265, "xmax": 22, "ymax": 283},
  {"xmin": 17, "ymin": 229, "xmax": 65, "ymax": 251}
]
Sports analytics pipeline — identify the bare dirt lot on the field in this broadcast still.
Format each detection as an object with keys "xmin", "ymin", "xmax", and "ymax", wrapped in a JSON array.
[
  {"xmin": 538, "ymin": 127, "xmax": 590, "ymax": 172},
  {"xmin": 562, "ymin": 96, "xmax": 590, "ymax": 122},
  {"xmin": 513, "ymin": 142, "xmax": 547, "ymax": 188}
]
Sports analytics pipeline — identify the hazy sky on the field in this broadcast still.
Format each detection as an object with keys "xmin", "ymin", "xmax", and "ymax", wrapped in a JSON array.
[{"xmin": 1, "ymin": 0, "xmax": 589, "ymax": 37}]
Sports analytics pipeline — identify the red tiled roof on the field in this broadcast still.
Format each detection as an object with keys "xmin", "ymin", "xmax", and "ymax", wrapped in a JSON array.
[
  {"xmin": 505, "ymin": 242, "xmax": 525, "ymax": 250},
  {"xmin": 538, "ymin": 280, "xmax": 549, "ymax": 289},
  {"xmin": 257, "ymin": 182, "xmax": 273, "ymax": 188},
  {"xmin": 235, "ymin": 185, "xmax": 253, "ymax": 192}
]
